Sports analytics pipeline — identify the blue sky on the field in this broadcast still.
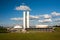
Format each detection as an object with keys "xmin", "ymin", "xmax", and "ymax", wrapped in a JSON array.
[{"xmin": 0, "ymin": 0, "xmax": 60, "ymax": 27}]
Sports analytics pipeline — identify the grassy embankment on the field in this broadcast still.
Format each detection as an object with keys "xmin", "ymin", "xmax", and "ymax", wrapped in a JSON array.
[{"xmin": 0, "ymin": 27, "xmax": 60, "ymax": 40}]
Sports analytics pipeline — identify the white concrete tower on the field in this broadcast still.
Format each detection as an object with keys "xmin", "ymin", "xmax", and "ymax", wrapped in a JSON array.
[
  {"xmin": 23, "ymin": 10, "xmax": 30, "ymax": 30},
  {"xmin": 23, "ymin": 11, "xmax": 26, "ymax": 30},
  {"xmin": 27, "ymin": 11, "xmax": 29, "ymax": 28},
  {"xmin": 16, "ymin": 4, "xmax": 31, "ymax": 31}
]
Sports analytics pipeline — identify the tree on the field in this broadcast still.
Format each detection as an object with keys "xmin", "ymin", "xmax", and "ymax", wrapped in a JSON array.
[{"xmin": 0, "ymin": 26, "xmax": 8, "ymax": 33}]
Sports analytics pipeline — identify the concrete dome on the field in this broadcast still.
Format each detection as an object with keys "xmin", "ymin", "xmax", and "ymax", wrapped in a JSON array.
[
  {"xmin": 16, "ymin": 5, "xmax": 31, "ymax": 11},
  {"xmin": 14, "ymin": 25, "xmax": 22, "ymax": 28}
]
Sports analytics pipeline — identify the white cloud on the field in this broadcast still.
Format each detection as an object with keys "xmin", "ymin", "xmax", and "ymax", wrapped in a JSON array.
[
  {"xmin": 38, "ymin": 20, "xmax": 43, "ymax": 22},
  {"xmin": 10, "ymin": 15, "xmax": 40, "ymax": 21},
  {"xmin": 43, "ymin": 19, "xmax": 52, "ymax": 22},
  {"xmin": 54, "ymin": 18, "xmax": 60, "ymax": 22},
  {"xmin": 43, "ymin": 14, "xmax": 51, "ymax": 19},
  {"xmin": 10, "ymin": 18, "xmax": 23, "ymax": 21},
  {"xmin": 16, "ymin": 5, "xmax": 31, "ymax": 10},
  {"xmin": 38, "ymin": 19, "xmax": 52, "ymax": 23},
  {"xmin": 30, "ymin": 15, "xmax": 40, "ymax": 20},
  {"xmin": 30, "ymin": 15, "xmax": 39, "ymax": 18},
  {"xmin": 51, "ymin": 12, "xmax": 60, "ymax": 16}
]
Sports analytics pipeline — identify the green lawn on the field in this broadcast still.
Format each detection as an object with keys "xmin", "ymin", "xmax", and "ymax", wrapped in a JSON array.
[{"xmin": 0, "ymin": 28, "xmax": 60, "ymax": 40}]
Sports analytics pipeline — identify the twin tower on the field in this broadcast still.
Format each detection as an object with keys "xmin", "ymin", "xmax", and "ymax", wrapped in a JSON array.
[{"xmin": 16, "ymin": 4, "xmax": 31, "ymax": 31}]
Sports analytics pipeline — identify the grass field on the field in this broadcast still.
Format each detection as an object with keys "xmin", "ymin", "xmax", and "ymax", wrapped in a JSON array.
[{"xmin": 0, "ymin": 27, "xmax": 60, "ymax": 40}]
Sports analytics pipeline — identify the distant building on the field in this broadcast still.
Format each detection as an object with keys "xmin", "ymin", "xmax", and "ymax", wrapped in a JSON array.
[
  {"xmin": 7, "ymin": 25, "xmax": 54, "ymax": 32},
  {"xmin": 26, "ymin": 25, "xmax": 54, "ymax": 32},
  {"xmin": 36, "ymin": 25, "xmax": 48, "ymax": 28},
  {"xmin": 14, "ymin": 25, "xmax": 22, "ymax": 28},
  {"xmin": 8, "ymin": 25, "xmax": 22, "ymax": 32}
]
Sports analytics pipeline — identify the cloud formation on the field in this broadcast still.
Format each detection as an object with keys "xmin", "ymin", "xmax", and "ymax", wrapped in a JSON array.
[
  {"xmin": 38, "ymin": 20, "xmax": 43, "ymax": 22},
  {"xmin": 43, "ymin": 19, "xmax": 52, "ymax": 22},
  {"xmin": 10, "ymin": 18, "xmax": 23, "ymax": 21},
  {"xmin": 30, "ymin": 15, "xmax": 40, "ymax": 20},
  {"xmin": 38, "ymin": 19, "xmax": 52, "ymax": 23},
  {"xmin": 51, "ymin": 12, "xmax": 60, "ymax": 16},
  {"xmin": 16, "ymin": 5, "xmax": 31, "ymax": 10},
  {"xmin": 54, "ymin": 18, "xmax": 60, "ymax": 22},
  {"xmin": 10, "ymin": 11, "xmax": 60, "ymax": 26},
  {"xmin": 10, "ymin": 15, "xmax": 40, "ymax": 21},
  {"xmin": 43, "ymin": 14, "xmax": 51, "ymax": 19}
]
